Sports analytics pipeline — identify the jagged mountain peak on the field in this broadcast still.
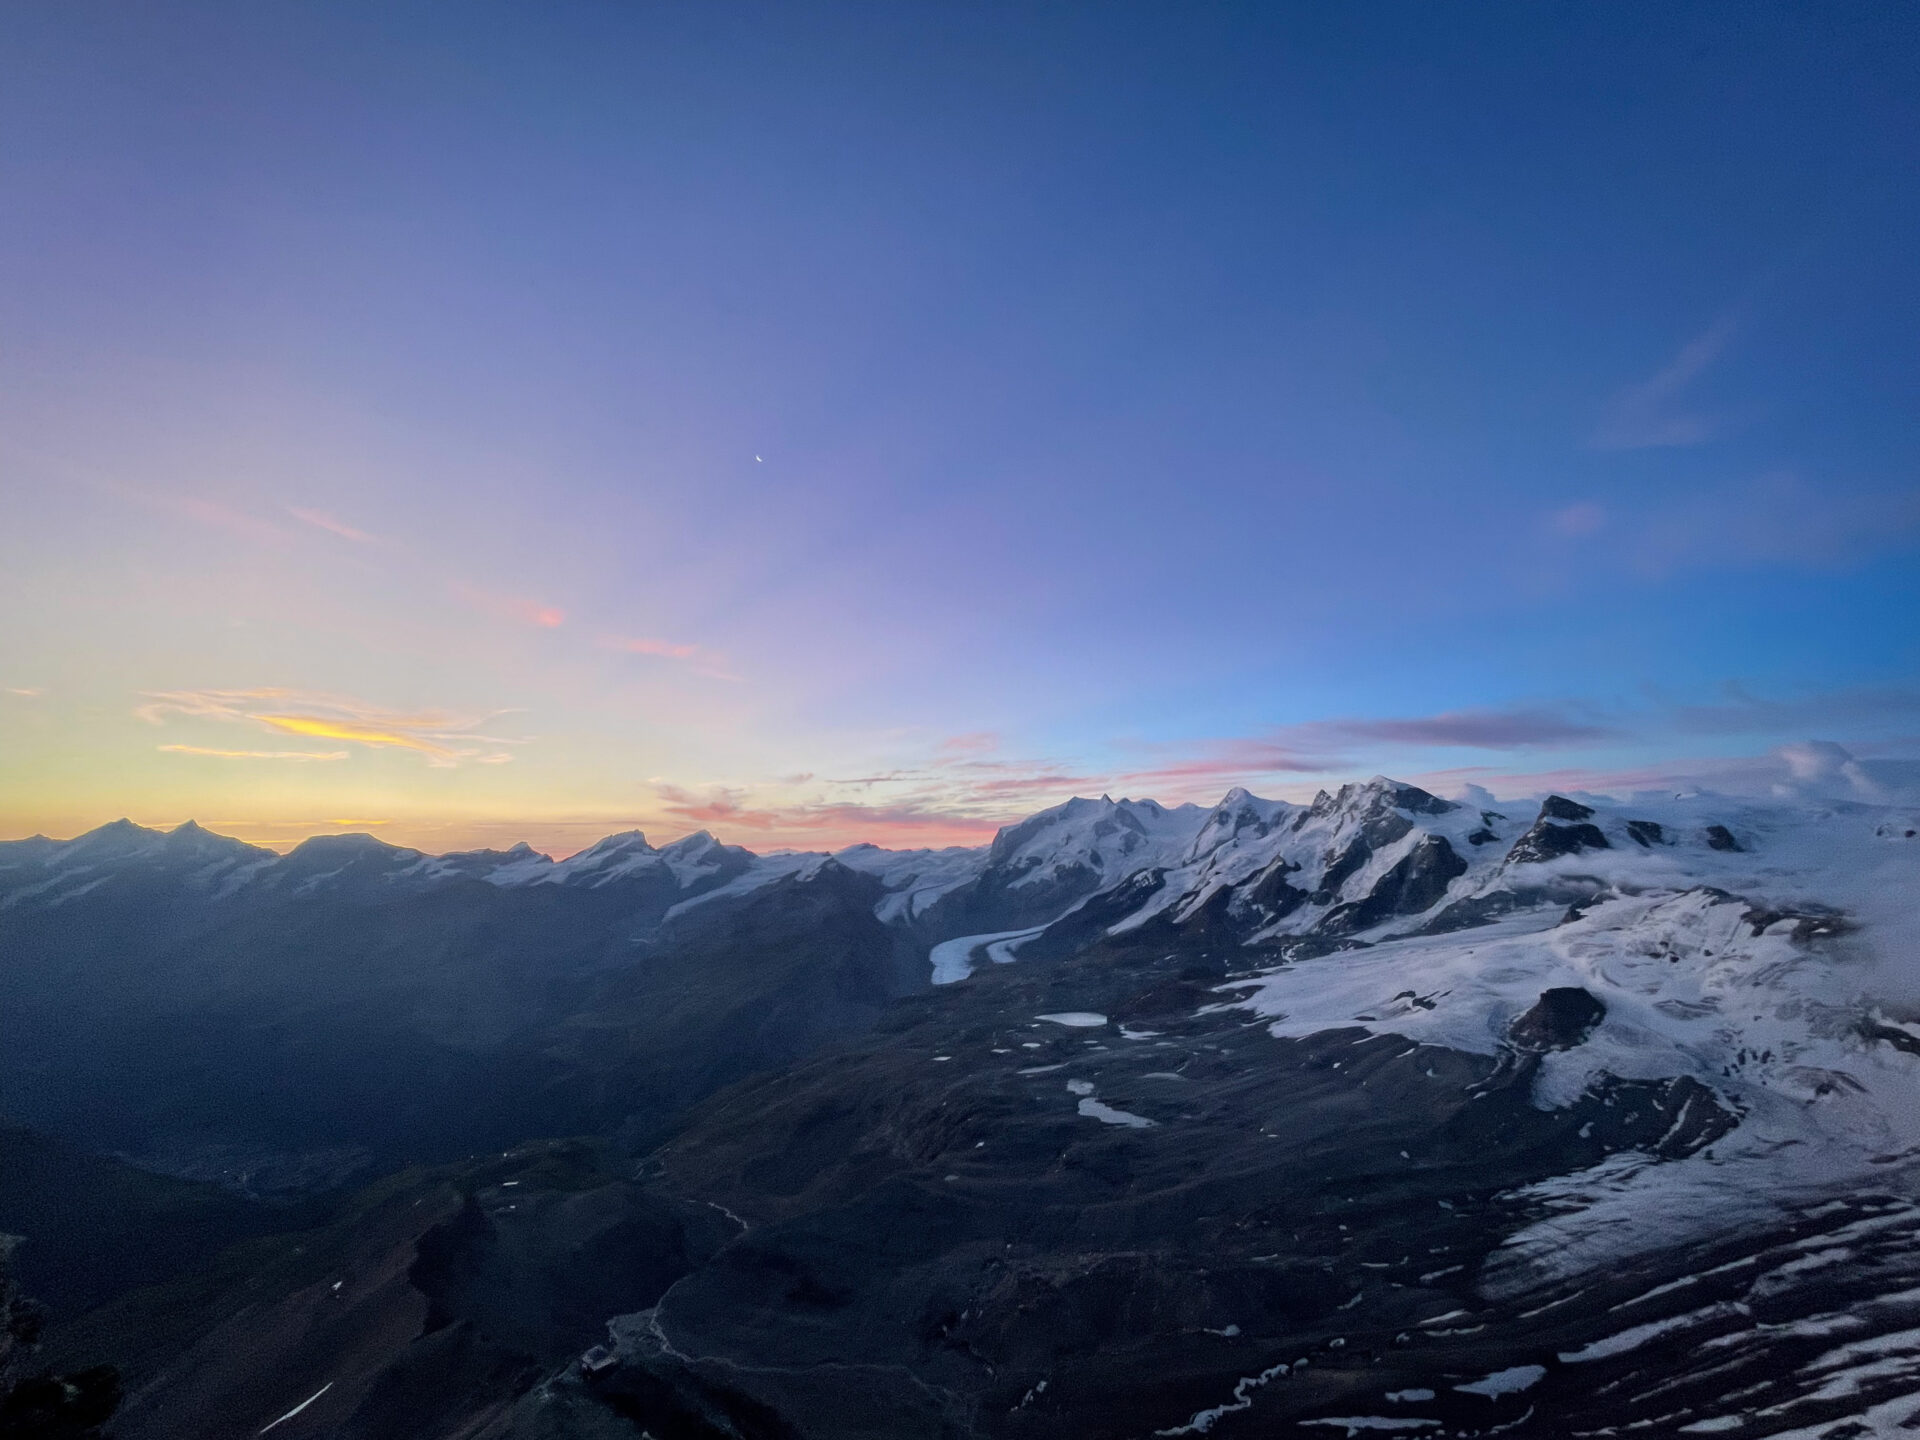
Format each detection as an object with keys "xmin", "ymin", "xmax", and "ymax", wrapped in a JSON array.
[
  {"xmin": 1312, "ymin": 774, "xmax": 1455, "ymax": 818},
  {"xmin": 1185, "ymin": 787, "xmax": 1295, "ymax": 861}
]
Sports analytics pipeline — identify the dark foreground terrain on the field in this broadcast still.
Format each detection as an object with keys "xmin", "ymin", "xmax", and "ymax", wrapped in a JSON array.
[{"xmin": 6, "ymin": 780, "xmax": 1920, "ymax": 1437}]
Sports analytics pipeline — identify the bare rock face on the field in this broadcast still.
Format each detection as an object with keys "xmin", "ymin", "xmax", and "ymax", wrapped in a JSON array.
[
  {"xmin": 1320, "ymin": 834, "xmax": 1468, "ymax": 934},
  {"xmin": 1507, "ymin": 796, "xmax": 1611, "ymax": 865},
  {"xmin": 1509, "ymin": 986, "xmax": 1607, "ymax": 1052}
]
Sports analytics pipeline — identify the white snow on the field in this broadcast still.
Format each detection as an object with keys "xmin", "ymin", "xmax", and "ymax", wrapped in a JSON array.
[
  {"xmin": 1036, "ymin": 1012, "xmax": 1108, "ymax": 1028},
  {"xmin": 930, "ymin": 927, "xmax": 1047, "ymax": 984},
  {"xmin": 1296, "ymin": 1420, "xmax": 1440, "ymax": 1436},
  {"xmin": 1205, "ymin": 793, "xmax": 1920, "ymax": 1292},
  {"xmin": 1452, "ymin": 1364, "xmax": 1545, "ymax": 1397},
  {"xmin": 258, "ymin": 1380, "xmax": 333, "ymax": 1434},
  {"xmin": 1559, "ymin": 1304, "xmax": 1747, "ymax": 1363},
  {"xmin": 1078, "ymin": 1097, "xmax": 1155, "ymax": 1128},
  {"xmin": 1154, "ymin": 1360, "xmax": 1291, "ymax": 1434}
]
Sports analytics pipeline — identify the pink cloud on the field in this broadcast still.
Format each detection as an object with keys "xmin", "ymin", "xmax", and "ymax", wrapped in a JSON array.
[
  {"xmin": 453, "ymin": 583, "xmax": 566, "ymax": 628},
  {"xmin": 652, "ymin": 784, "xmax": 1004, "ymax": 849},
  {"xmin": 168, "ymin": 495, "xmax": 286, "ymax": 544},
  {"xmin": 600, "ymin": 633, "xmax": 743, "ymax": 681},
  {"xmin": 1112, "ymin": 737, "xmax": 1334, "ymax": 791},
  {"xmin": 935, "ymin": 731, "xmax": 1000, "ymax": 757},
  {"xmin": 604, "ymin": 635, "xmax": 699, "ymax": 659},
  {"xmin": 289, "ymin": 507, "xmax": 381, "ymax": 545}
]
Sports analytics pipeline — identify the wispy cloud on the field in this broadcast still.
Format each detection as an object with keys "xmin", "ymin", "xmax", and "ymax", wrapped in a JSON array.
[
  {"xmin": 454, "ymin": 583, "xmax": 566, "ymax": 629},
  {"xmin": 935, "ymin": 731, "xmax": 1000, "ymax": 757},
  {"xmin": 163, "ymin": 494, "xmax": 289, "ymax": 544},
  {"xmin": 159, "ymin": 744, "xmax": 350, "ymax": 762},
  {"xmin": 600, "ymin": 633, "xmax": 742, "ymax": 681},
  {"xmin": 5, "ymin": 687, "xmax": 43, "ymax": 698},
  {"xmin": 137, "ymin": 688, "xmax": 526, "ymax": 767},
  {"xmin": 1100, "ymin": 707, "xmax": 1615, "ymax": 796},
  {"xmin": 604, "ymin": 635, "xmax": 699, "ymax": 659},
  {"xmin": 288, "ymin": 507, "xmax": 383, "ymax": 545},
  {"xmin": 1309, "ymin": 708, "xmax": 1619, "ymax": 748},
  {"xmin": 1593, "ymin": 311, "xmax": 1740, "ymax": 450},
  {"xmin": 652, "ymin": 783, "xmax": 1002, "ymax": 848}
]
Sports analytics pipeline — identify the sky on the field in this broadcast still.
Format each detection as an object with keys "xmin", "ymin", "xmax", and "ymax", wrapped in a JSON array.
[{"xmin": 3, "ymin": 2, "xmax": 1919, "ymax": 856}]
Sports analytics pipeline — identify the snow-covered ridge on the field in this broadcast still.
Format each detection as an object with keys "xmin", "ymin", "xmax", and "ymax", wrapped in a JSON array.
[
  {"xmin": 4, "ymin": 783, "xmax": 1914, "ymax": 988},
  {"xmin": 1211, "ymin": 791, "xmax": 1920, "ymax": 1288}
]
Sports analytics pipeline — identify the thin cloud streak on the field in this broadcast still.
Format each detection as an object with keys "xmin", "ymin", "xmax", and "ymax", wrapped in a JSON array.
[
  {"xmin": 289, "ymin": 507, "xmax": 382, "ymax": 545},
  {"xmin": 606, "ymin": 635, "xmax": 699, "ymax": 659},
  {"xmin": 137, "ymin": 688, "xmax": 525, "ymax": 767},
  {"xmin": 1316, "ymin": 708, "xmax": 1618, "ymax": 747},
  {"xmin": 1593, "ymin": 310, "xmax": 1740, "ymax": 450},
  {"xmin": 600, "ymin": 633, "xmax": 741, "ymax": 681},
  {"xmin": 453, "ymin": 583, "xmax": 565, "ymax": 629}
]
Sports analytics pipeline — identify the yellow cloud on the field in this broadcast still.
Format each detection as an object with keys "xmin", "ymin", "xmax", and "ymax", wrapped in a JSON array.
[
  {"xmin": 255, "ymin": 714, "xmax": 458, "ymax": 761},
  {"xmin": 136, "ymin": 688, "xmax": 529, "ymax": 769}
]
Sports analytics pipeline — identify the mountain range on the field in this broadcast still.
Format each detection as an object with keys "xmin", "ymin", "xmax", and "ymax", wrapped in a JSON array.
[{"xmin": 4, "ymin": 777, "xmax": 1920, "ymax": 1438}]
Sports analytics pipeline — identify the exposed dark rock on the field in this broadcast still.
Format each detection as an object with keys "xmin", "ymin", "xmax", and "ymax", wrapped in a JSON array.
[
  {"xmin": 1860, "ymin": 1018, "xmax": 1920, "ymax": 1058},
  {"xmin": 1018, "ymin": 870, "xmax": 1169, "ymax": 963},
  {"xmin": 1559, "ymin": 889, "xmax": 1613, "ymax": 925},
  {"xmin": 1319, "ymin": 835, "xmax": 1467, "ymax": 934},
  {"xmin": 1381, "ymin": 781, "xmax": 1458, "ymax": 816},
  {"xmin": 1626, "ymin": 819, "xmax": 1665, "ymax": 847},
  {"xmin": 1466, "ymin": 827, "xmax": 1499, "ymax": 846},
  {"xmin": 45, "ymin": 1141, "xmax": 718, "ymax": 1440},
  {"xmin": 1506, "ymin": 802, "xmax": 1612, "ymax": 865},
  {"xmin": 1540, "ymin": 795, "xmax": 1596, "ymax": 822},
  {"xmin": 1242, "ymin": 857, "xmax": 1310, "ymax": 922},
  {"xmin": 1413, "ymin": 888, "xmax": 1536, "ymax": 934},
  {"xmin": 1310, "ymin": 836, "xmax": 1372, "ymax": 904},
  {"xmin": 1742, "ymin": 904, "xmax": 1852, "ymax": 941},
  {"xmin": 1704, "ymin": 824, "xmax": 1743, "ymax": 852},
  {"xmin": 1509, "ymin": 987, "xmax": 1607, "ymax": 1051}
]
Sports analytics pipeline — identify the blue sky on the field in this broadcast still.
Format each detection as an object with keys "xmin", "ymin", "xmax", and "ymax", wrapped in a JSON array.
[{"xmin": 3, "ymin": 3, "xmax": 1917, "ymax": 851}]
